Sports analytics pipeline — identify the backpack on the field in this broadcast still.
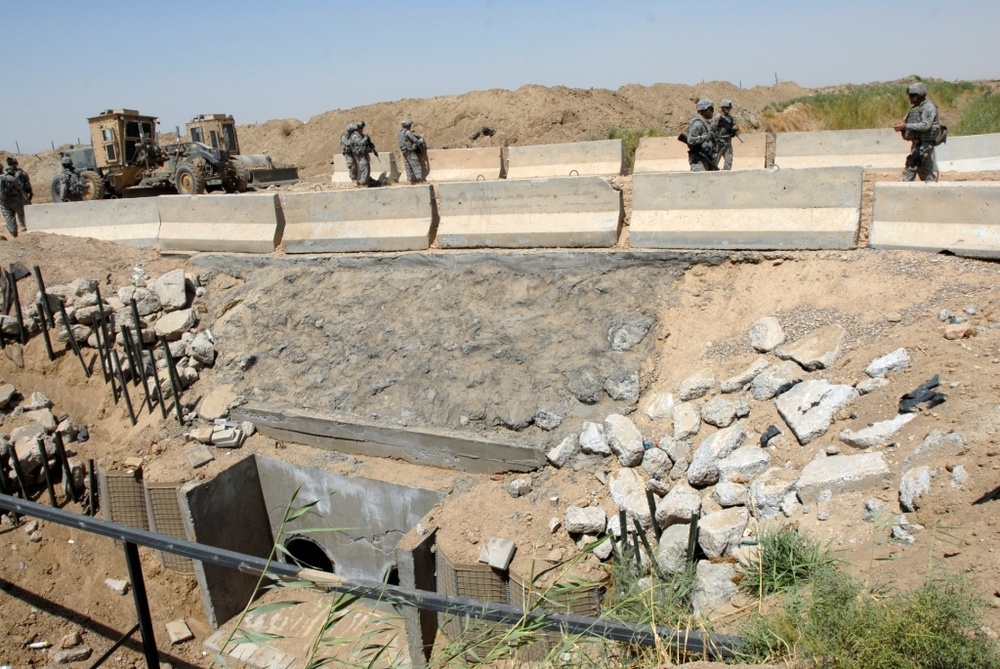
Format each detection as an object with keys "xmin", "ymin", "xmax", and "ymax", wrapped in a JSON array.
[
  {"xmin": 0, "ymin": 174, "xmax": 20, "ymax": 200},
  {"xmin": 934, "ymin": 124, "xmax": 948, "ymax": 146}
]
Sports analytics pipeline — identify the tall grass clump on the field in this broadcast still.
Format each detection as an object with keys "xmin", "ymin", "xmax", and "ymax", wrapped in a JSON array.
[
  {"xmin": 739, "ymin": 524, "xmax": 837, "ymax": 597},
  {"xmin": 607, "ymin": 127, "xmax": 662, "ymax": 173},
  {"xmin": 740, "ymin": 569, "xmax": 1000, "ymax": 669},
  {"xmin": 954, "ymin": 92, "xmax": 1000, "ymax": 135}
]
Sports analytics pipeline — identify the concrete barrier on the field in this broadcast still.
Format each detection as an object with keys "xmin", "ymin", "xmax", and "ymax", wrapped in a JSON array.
[
  {"xmin": 506, "ymin": 140, "xmax": 623, "ymax": 179},
  {"xmin": 436, "ymin": 177, "xmax": 623, "ymax": 249},
  {"xmin": 26, "ymin": 199, "xmax": 160, "ymax": 246},
  {"xmin": 775, "ymin": 129, "xmax": 908, "ymax": 169},
  {"xmin": 400, "ymin": 147, "xmax": 502, "ymax": 183},
  {"xmin": 630, "ymin": 167, "xmax": 862, "ymax": 250},
  {"xmin": 330, "ymin": 153, "xmax": 401, "ymax": 186},
  {"xmin": 936, "ymin": 133, "xmax": 1000, "ymax": 172},
  {"xmin": 280, "ymin": 186, "xmax": 433, "ymax": 253},
  {"xmin": 870, "ymin": 181, "xmax": 1000, "ymax": 258},
  {"xmin": 634, "ymin": 134, "xmax": 767, "ymax": 173},
  {"xmin": 157, "ymin": 193, "xmax": 282, "ymax": 253}
]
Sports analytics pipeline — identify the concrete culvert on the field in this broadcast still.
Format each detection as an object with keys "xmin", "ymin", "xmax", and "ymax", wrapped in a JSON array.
[{"xmin": 283, "ymin": 535, "xmax": 335, "ymax": 573}]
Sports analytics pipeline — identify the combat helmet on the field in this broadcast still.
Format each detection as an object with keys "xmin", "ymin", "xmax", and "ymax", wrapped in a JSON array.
[
  {"xmin": 60, "ymin": 156, "xmax": 74, "ymax": 168},
  {"xmin": 907, "ymin": 82, "xmax": 928, "ymax": 97},
  {"xmin": 696, "ymin": 98, "xmax": 715, "ymax": 111},
  {"xmin": 401, "ymin": 119, "xmax": 412, "ymax": 128},
  {"xmin": 720, "ymin": 99, "xmax": 732, "ymax": 109}
]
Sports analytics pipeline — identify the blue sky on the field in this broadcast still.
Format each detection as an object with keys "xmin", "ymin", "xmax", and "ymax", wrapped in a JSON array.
[{"xmin": 3, "ymin": 0, "xmax": 998, "ymax": 154}]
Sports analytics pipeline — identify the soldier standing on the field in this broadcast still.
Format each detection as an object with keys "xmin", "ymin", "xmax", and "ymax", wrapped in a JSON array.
[
  {"xmin": 1, "ymin": 156, "xmax": 30, "ymax": 236},
  {"xmin": 350, "ymin": 121, "xmax": 377, "ymax": 187},
  {"xmin": 339, "ymin": 123, "xmax": 358, "ymax": 183},
  {"xmin": 711, "ymin": 100, "xmax": 739, "ymax": 171},
  {"xmin": 397, "ymin": 119, "xmax": 427, "ymax": 183},
  {"xmin": 894, "ymin": 82, "xmax": 940, "ymax": 182},
  {"xmin": 55, "ymin": 156, "xmax": 88, "ymax": 202},
  {"xmin": 686, "ymin": 98, "xmax": 719, "ymax": 172}
]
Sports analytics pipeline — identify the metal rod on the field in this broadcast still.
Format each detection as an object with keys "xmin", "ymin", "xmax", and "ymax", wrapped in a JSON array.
[
  {"xmin": 646, "ymin": 489, "xmax": 661, "ymax": 540},
  {"xmin": 8, "ymin": 445, "xmax": 30, "ymax": 500},
  {"xmin": 87, "ymin": 459, "xmax": 97, "ymax": 516},
  {"xmin": 122, "ymin": 327, "xmax": 152, "ymax": 414},
  {"xmin": 52, "ymin": 432, "xmax": 79, "ymax": 504},
  {"xmin": 632, "ymin": 517, "xmax": 655, "ymax": 563},
  {"xmin": 618, "ymin": 509, "xmax": 629, "ymax": 554},
  {"xmin": 0, "ymin": 493, "xmax": 742, "ymax": 658},
  {"xmin": 686, "ymin": 511, "xmax": 701, "ymax": 566},
  {"xmin": 58, "ymin": 300, "xmax": 91, "ymax": 378},
  {"xmin": 31, "ymin": 267, "xmax": 56, "ymax": 361},
  {"xmin": 86, "ymin": 622, "xmax": 139, "ymax": 669},
  {"xmin": 128, "ymin": 299, "xmax": 144, "ymax": 387},
  {"xmin": 149, "ymin": 362, "xmax": 168, "ymax": 420},
  {"xmin": 8, "ymin": 272, "xmax": 27, "ymax": 345},
  {"xmin": 94, "ymin": 286, "xmax": 113, "ymax": 383},
  {"xmin": 124, "ymin": 541, "xmax": 160, "ymax": 667},
  {"xmin": 159, "ymin": 336, "xmax": 185, "ymax": 425},
  {"xmin": 93, "ymin": 321, "xmax": 110, "ymax": 383},
  {"xmin": 111, "ymin": 350, "xmax": 136, "ymax": 426},
  {"xmin": 118, "ymin": 325, "xmax": 139, "ymax": 386},
  {"xmin": 36, "ymin": 438, "xmax": 58, "ymax": 507}
]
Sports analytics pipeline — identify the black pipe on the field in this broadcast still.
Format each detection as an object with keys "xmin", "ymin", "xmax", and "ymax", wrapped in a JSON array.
[
  {"xmin": 686, "ymin": 511, "xmax": 701, "ymax": 566},
  {"xmin": 646, "ymin": 489, "xmax": 661, "ymax": 541},
  {"xmin": 159, "ymin": 336, "xmax": 185, "ymax": 425},
  {"xmin": 52, "ymin": 432, "xmax": 78, "ymax": 504},
  {"xmin": 57, "ymin": 300, "xmax": 90, "ymax": 378},
  {"xmin": 36, "ymin": 439, "xmax": 58, "ymax": 507},
  {"xmin": 94, "ymin": 285, "xmax": 113, "ymax": 383},
  {"xmin": 149, "ymin": 362, "xmax": 167, "ymax": 420},
  {"xmin": 8, "ymin": 272, "xmax": 27, "ymax": 345},
  {"xmin": 31, "ymin": 267, "xmax": 56, "ymax": 361},
  {"xmin": 8, "ymin": 445, "xmax": 30, "ymax": 499},
  {"xmin": 124, "ymin": 541, "xmax": 160, "ymax": 667},
  {"xmin": 129, "ymin": 299, "xmax": 144, "ymax": 387},
  {"xmin": 93, "ymin": 320, "xmax": 110, "ymax": 383},
  {"xmin": 118, "ymin": 325, "xmax": 139, "ymax": 386},
  {"xmin": 111, "ymin": 350, "xmax": 137, "ymax": 426},
  {"xmin": 122, "ymin": 327, "xmax": 153, "ymax": 414},
  {"xmin": 618, "ymin": 509, "xmax": 629, "ymax": 554}
]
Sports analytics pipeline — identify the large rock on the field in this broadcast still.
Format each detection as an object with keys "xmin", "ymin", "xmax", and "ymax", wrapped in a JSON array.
[
  {"xmin": 716, "ymin": 445, "xmax": 771, "ymax": 484},
  {"xmin": 641, "ymin": 447, "xmax": 672, "ymax": 480},
  {"xmin": 749, "ymin": 360, "xmax": 802, "ymax": 401},
  {"xmin": 749, "ymin": 317, "xmax": 785, "ymax": 353},
  {"xmin": 187, "ymin": 332, "xmax": 216, "ymax": 366},
  {"xmin": 776, "ymin": 379, "xmax": 858, "ymax": 445},
  {"xmin": 720, "ymin": 358, "xmax": 769, "ymax": 393},
  {"xmin": 655, "ymin": 482, "xmax": 702, "ymax": 528},
  {"xmin": 118, "ymin": 286, "xmax": 161, "ymax": 316},
  {"xmin": 678, "ymin": 368, "xmax": 716, "ymax": 401},
  {"xmin": 796, "ymin": 452, "xmax": 891, "ymax": 504},
  {"xmin": 608, "ymin": 468, "xmax": 653, "ymax": 529},
  {"xmin": 902, "ymin": 430, "xmax": 965, "ymax": 469},
  {"xmin": 655, "ymin": 523, "xmax": 691, "ymax": 574},
  {"xmin": 698, "ymin": 507, "xmax": 750, "ymax": 559},
  {"xmin": 642, "ymin": 391, "xmax": 675, "ymax": 422},
  {"xmin": 149, "ymin": 269, "xmax": 189, "ymax": 312},
  {"xmin": 839, "ymin": 413, "xmax": 916, "ymax": 449},
  {"xmin": 687, "ymin": 424, "xmax": 744, "ymax": 487},
  {"xmin": 608, "ymin": 316, "xmax": 654, "ymax": 352},
  {"xmin": 579, "ymin": 421, "xmax": 611, "ymax": 456},
  {"xmin": 546, "ymin": 435, "xmax": 578, "ymax": 468},
  {"xmin": 673, "ymin": 402, "xmax": 701, "ymax": 440},
  {"xmin": 604, "ymin": 366, "xmax": 639, "ymax": 402},
  {"xmin": 154, "ymin": 308, "xmax": 197, "ymax": 340},
  {"xmin": 748, "ymin": 467, "xmax": 800, "ymax": 517},
  {"xmin": 605, "ymin": 414, "xmax": 644, "ymax": 467},
  {"xmin": 565, "ymin": 506, "xmax": 606, "ymax": 534},
  {"xmin": 712, "ymin": 481, "xmax": 748, "ymax": 508},
  {"xmin": 774, "ymin": 324, "xmax": 845, "ymax": 371},
  {"xmin": 899, "ymin": 466, "xmax": 933, "ymax": 512},
  {"xmin": 865, "ymin": 348, "xmax": 910, "ymax": 378},
  {"xmin": 692, "ymin": 561, "xmax": 739, "ymax": 616},
  {"xmin": 700, "ymin": 395, "xmax": 749, "ymax": 428}
]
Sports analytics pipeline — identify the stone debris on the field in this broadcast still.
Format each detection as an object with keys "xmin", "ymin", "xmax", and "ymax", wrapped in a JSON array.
[
  {"xmin": 678, "ymin": 368, "xmax": 716, "ymax": 401},
  {"xmin": 865, "ymin": 348, "xmax": 911, "ymax": 378},
  {"xmin": 697, "ymin": 507, "xmax": 749, "ymax": 559},
  {"xmin": 839, "ymin": 413, "xmax": 917, "ymax": 449},
  {"xmin": 700, "ymin": 395, "xmax": 749, "ymax": 428},
  {"xmin": 53, "ymin": 646, "xmax": 93, "ymax": 664},
  {"xmin": 479, "ymin": 537, "xmax": 516, "ymax": 570},
  {"xmin": 104, "ymin": 578, "xmax": 129, "ymax": 595},
  {"xmin": 797, "ymin": 452, "xmax": 891, "ymax": 504},
  {"xmin": 579, "ymin": 421, "xmax": 611, "ymax": 456},
  {"xmin": 507, "ymin": 478, "xmax": 532, "ymax": 498},
  {"xmin": 672, "ymin": 402, "xmax": 701, "ymax": 440},
  {"xmin": 856, "ymin": 376, "xmax": 890, "ymax": 395},
  {"xmin": 899, "ymin": 466, "xmax": 933, "ymax": 511},
  {"xmin": 902, "ymin": 429, "xmax": 965, "ymax": 469},
  {"xmin": 776, "ymin": 379, "xmax": 858, "ymax": 445},
  {"xmin": 749, "ymin": 316, "xmax": 785, "ymax": 353},
  {"xmin": 604, "ymin": 414, "xmax": 644, "ymax": 467},
  {"xmin": 655, "ymin": 523, "xmax": 691, "ymax": 574},
  {"xmin": 607, "ymin": 468, "xmax": 652, "ymax": 529},
  {"xmin": 546, "ymin": 435, "xmax": 578, "ymax": 468},
  {"xmin": 774, "ymin": 324, "xmax": 845, "ymax": 371},
  {"xmin": 564, "ymin": 506, "xmax": 606, "ymax": 534},
  {"xmin": 642, "ymin": 391, "xmax": 675, "ymax": 421},
  {"xmin": 692, "ymin": 561, "xmax": 738, "ymax": 616},
  {"xmin": 749, "ymin": 360, "xmax": 802, "ymax": 401},
  {"xmin": 719, "ymin": 358, "xmax": 770, "ymax": 393},
  {"xmin": 184, "ymin": 444, "xmax": 215, "ymax": 469},
  {"xmin": 687, "ymin": 424, "xmax": 745, "ymax": 487},
  {"xmin": 607, "ymin": 316, "xmax": 654, "ymax": 352},
  {"xmin": 166, "ymin": 619, "xmax": 195, "ymax": 645}
]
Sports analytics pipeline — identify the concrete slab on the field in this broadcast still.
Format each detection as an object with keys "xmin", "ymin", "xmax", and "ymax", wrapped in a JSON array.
[
  {"xmin": 436, "ymin": 176, "xmax": 623, "ymax": 249},
  {"xmin": 775, "ymin": 129, "xmax": 908, "ymax": 169},
  {"xmin": 330, "ymin": 153, "xmax": 401, "ymax": 186},
  {"xmin": 400, "ymin": 147, "xmax": 502, "ymax": 183},
  {"xmin": 630, "ymin": 167, "xmax": 862, "ymax": 250},
  {"xmin": 870, "ymin": 181, "xmax": 1000, "ymax": 259},
  {"xmin": 506, "ymin": 139, "xmax": 623, "ymax": 179},
  {"xmin": 936, "ymin": 133, "xmax": 1000, "ymax": 172},
  {"xmin": 280, "ymin": 187, "xmax": 433, "ymax": 254},
  {"xmin": 634, "ymin": 134, "xmax": 767, "ymax": 173},
  {"xmin": 26, "ymin": 199, "xmax": 160, "ymax": 246},
  {"xmin": 157, "ymin": 193, "xmax": 282, "ymax": 253}
]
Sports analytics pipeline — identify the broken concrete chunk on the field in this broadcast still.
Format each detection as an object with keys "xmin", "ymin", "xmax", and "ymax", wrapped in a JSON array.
[
  {"xmin": 184, "ymin": 444, "xmax": 214, "ymax": 469},
  {"xmin": 749, "ymin": 316, "xmax": 785, "ymax": 353},
  {"xmin": 899, "ymin": 466, "xmax": 933, "ymax": 512},
  {"xmin": 154, "ymin": 308, "xmax": 197, "ymax": 340},
  {"xmin": 211, "ymin": 427, "xmax": 245, "ymax": 449},
  {"xmin": 105, "ymin": 578, "xmax": 130, "ymax": 595},
  {"xmin": 720, "ymin": 358, "xmax": 769, "ymax": 393},
  {"xmin": 775, "ymin": 379, "xmax": 858, "ymax": 445},
  {"xmin": 865, "ymin": 348, "xmax": 910, "ymax": 378},
  {"xmin": 774, "ymin": 324, "xmax": 845, "ymax": 371},
  {"xmin": 673, "ymin": 402, "xmax": 701, "ymax": 440},
  {"xmin": 749, "ymin": 360, "xmax": 802, "ymax": 401},
  {"xmin": 839, "ymin": 413, "xmax": 916, "ymax": 449},
  {"xmin": 150, "ymin": 269, "xmax": 189, "ymax": 313},
  {"xmin": 796, "ymin": 452, "xmax": 891, "ymax": 504},
  {"xmin": 642, "ymin": 391, "xmax": 675, "ymax": 421},
  {"xmin": 687, "ymin": 424, "xmax": 745, "ymax": 487},
  {"xmin": 546, "ymin": 435, "xmax": 579, "ymax": 468},
  {"xmin": 604, "ymin": 414, "xmax": 644, "ymax": 467},
  {"xmin": 698, "ymin": 507, "xmax": 750, "ymax": 559},
  {"xmin": 565, "ymin": 506, "xmax": 606, "ymax": 534},
  {"xmin": 482, "ymin": 537, "xmax": 516, "ymax": 571},
  {"xmin": 166, "ymin": 619, "xmax": 195, "ymax": 645},
  {"xmin": 678, "ymin": 368, "xmax": 716, "ymax": 402}
]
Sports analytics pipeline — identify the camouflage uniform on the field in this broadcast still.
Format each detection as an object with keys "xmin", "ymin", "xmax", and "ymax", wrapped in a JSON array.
[
  {"xmin": 900, "ymin": 88, "xmax": 940, "ymax": 182},
  {"xmin": 687, "ymin": 100, "xmax": 718, "ymax": 172},
  {"xmin": 55, "ymin": 162, "xmax": 87, "ymax": 203},
  {"xmin": 1, "ymin": 160, "xmax": 29, "ymax": 236},
  {"xmin": 397, "ymin": 120, "xmax": 426, "ymax": 183},
  {"xmin": 340, "ymin": 123, "xmax": 358, "ymax": 182},
  {"xmin": 710, "ymin": 101, "xmax": 737, "ymax": 171},
  {"xmin": 350, "ymin": 123, "xmax": 375, "ymax": 187}
]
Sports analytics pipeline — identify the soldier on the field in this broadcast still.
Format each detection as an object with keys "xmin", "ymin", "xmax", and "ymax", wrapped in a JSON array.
[
  {"xmin": 397, "ymin": 119, "xmax": 427, "ymax": 183},
  {"xmin": 686, "ymin": 98, "xmax": 719, "ymax": 171},
  {"xmin": 711, "ymin": 100, "xmax": 739, "ymax": 171},
  {"xmin": 894, "ymin": 82, "xmax": 940, "ymax": 182},
  {"xmin": 55, "ymin": 156, "xmax": 88, "ymax": 203},
  {"xmin": 350, "ymin": 121, "xmax": 378, "ymax": 187},
  {"xmin": 339, "ymin": 122, "xmax": 358, "ymax": 183},
  {"xmin": 1, "ymin": 156, "xmax": 30, "ymax": 236}
]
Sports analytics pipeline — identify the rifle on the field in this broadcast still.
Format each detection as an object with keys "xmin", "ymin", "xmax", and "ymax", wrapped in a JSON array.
[
  {"xmin": 367, "ymin": 137, "xmax": 380, "ymax": 162},
  {"xmin": 677, "ymin": 134, "xmax": 719, "ymax": 171}
]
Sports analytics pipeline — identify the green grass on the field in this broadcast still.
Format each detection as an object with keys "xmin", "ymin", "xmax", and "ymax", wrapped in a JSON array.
[
  {"xmin": 954, "ymin": 92, "xmax": 1000, "ymax": 135},
  {"xmin": 739, "ymin": 524, "xmax": 838, "ymax": 597},
  {"xmin": 607, "ymin": 127, "xmax": 662, "ymax": 173}
]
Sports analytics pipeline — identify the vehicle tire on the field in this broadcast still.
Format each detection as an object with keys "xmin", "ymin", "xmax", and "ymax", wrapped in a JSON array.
[
  {"xmin": 174, "ymin": 162, "xmax": 206, "ymax": 195},
  {"xmin": 79, "ymin": 170, "xmax": 105, "ymax": 201},
  {"xmin": 49, "ymin": 176, "xmax": 61, "ymax": 202},
  {"xmin": 221, "ymin": 160, "xmax": 248, "ymax": 193}
]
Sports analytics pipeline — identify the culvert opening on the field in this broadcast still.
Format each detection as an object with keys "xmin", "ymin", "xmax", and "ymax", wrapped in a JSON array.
[{"xmin": 284, "ymin": 536, "xmax": 335, "ymax": 573}]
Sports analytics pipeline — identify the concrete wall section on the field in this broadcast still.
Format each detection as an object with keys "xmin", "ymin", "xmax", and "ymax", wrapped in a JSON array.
[
  {"xmin": 331, "ymin": 153, "xmax": 402, "ymax": 186},
  {"xmin": 396, "ymin": 523, "xmax": 439, "ymax": 669},
  {"xmin": 870, "ymin": 181, "xmax": 1000, "ymax": 258},
  {"xmin": 157, "ymin": 193, "xmax": 283, "ymax": 253},
  {"xmin": 27, "ymin": 199, "xmax": 160, "ymax": 246},
  {"xmin": 936, "ymin": 133, "xmax": 1000, "ymax": 172},
  {"xmin": 281, "ymin": 187, "xmax": 433, "ymax": 253},
  {"xmin": 634, "ymin": 134, "xmax": 767, "ymax": 173},
  {"xmin": 436, "ymin": 177, "xmax": 623, "ymax": 249},
  {"xmin": 255, "ymin": 455, "xmax": 444, "ymax": 583},
  {"xmin": 401, "ymin": 147, "xmax": 502, "ymax": 183},
  {"xmin": 775, "ymin": 129, "xmax": 908, "ymax": 169},
  {"xmin": 178, "ymin": 456, "xmax": 273, "ymax": 628},
  {"xmin": 630, "ymin": 167, "xmax": 862, "ymax": 250},
  {"xmin": 506, "ymin": 140, "xmax": 623, "ymax": 179}
]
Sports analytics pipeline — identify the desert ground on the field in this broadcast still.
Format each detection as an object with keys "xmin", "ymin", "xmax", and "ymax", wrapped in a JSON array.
[{"xmin": 0, "ymin": 80, "xmax": 999, "ymax": 668}]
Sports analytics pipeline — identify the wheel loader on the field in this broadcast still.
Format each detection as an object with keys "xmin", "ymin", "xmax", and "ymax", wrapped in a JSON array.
[
  {"xmin": 185, "ymin": 113, "xmax": 299, "ymax": 188},
  {"xmin": 51, "ymin": 109, "xmax": 248, "ymax": 201}
]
